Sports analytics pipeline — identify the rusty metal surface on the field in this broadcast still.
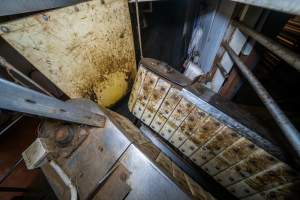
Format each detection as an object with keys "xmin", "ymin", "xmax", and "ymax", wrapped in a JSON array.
[
  {"xmin": 0, "ymin": 0, "xmax": 136, "ymax": 107},
  {"xmin": 109, "ymin": 110, "xmax": 218, "ymax": 199},
  {"xmin": 128, "ymin": 58, "xmax": 300, "ymax": 200},
  {"xmin": 36, "ymin": 99, "xmax": 213, "ymax": 200},
  {"xmin": 39, "ymin": 100, "xmax": 131, "ymax": 199}
]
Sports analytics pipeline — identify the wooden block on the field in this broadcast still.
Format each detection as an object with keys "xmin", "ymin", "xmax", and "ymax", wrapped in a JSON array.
[
  {"xmin": 202, "ymin": 156, "xmax": 230, "ymax": 176},
  {"xmin": 244, "ymin": 163, "xmax": 299, "ymax": 193},
  {"xmin": 128, "ymin": 66, "xmax": 147, "ymax": 111},
  {"xmin": 214, "ymin": 149, "xmax": 278, "ymax": 186},
  {"xmin": 138, "ymin": 142, "xmax": 161, "ymax": 161},
  {"xmin": 169, "ymin": 130, "xmax": 188, "ymax": 148},
  {"xmin": 197, "ymin": 117, "xmax": 222, "ymax": 135},
  {"xmin": 155, "ymin": 152, "xmax": 173, "ymax": 175},
  {"xmin": 132, "ymin": 101, "xmax": 146, "ymax": 118},
  {"xmin": 205, "ymin": 126, "xmax": 240, "ymax": 155},
  {"xmin": 179, "ymin": 140, "xmax": 199, "ymax": 157},
  {"xmin": 190, "ymin": 126, "xmax": 240, "ymax": 167},
  {"xmin": 146, "ymin": 78, "xmax": 171, "ymax": 110},
  {"xmin": 150, "ymin": 113, "xmax": 167, "ymax": 133},
  {"xmin": 172, "ymin": 163, "xmax": 190, "ymax": 193},
  {"xmin": 190, "ymin": 146, "xmax": 216, "ymax": 167},
  {"xmin": 220, "ymin": 138, "xmax": 258, "ymax": 166},
  {"xmin": 132, "ymin": 71, "xmax": 158, "ymax": 118},
  {"xmin": 139, "ymin": 71, "xmax": 159, "ymax": 105},
  {"xmin": 140, "ymin": 107, "xmax": 156, "ymax": 125},
  {"xmin": 178, "ymin": 107, "xmax": 207, "ymax": 137},
  {"xmin": 141, "ymin": 78, "xmax": 171, "ymax": 125},
  {"xmin": 190, "ymin": 117, "xmax": 223, "ymax": 147},
  {"xmin": 232, "ymin": 149, "xmax": 279, "ymax": 180},
  {"xmin": 159, "ymin": 87, "xmax": 182, "ymax": 118},
  {"xmin": 214, "ymin": 165, "xmax": 238, "ymax": 186},
  {"xmin": 112, "ymin": 112, "xmax": 148, "ymax": 145},
  {"xmin": 185, "ymin": 174, "xmax": 215, "ymax": 200},
  {"xmin": 242, "ymin": 193, "xmax": 264, "ymax": 200},
  {"xmin": 168, "ymin": 98, "xmax": 194, "ymax": 127},
  {"xmin": 243, "ymin": 182, "xmax": 300, "ymax": 200},
  {"xmin": 159, "ymin": 121, "xmax": 178, "ymax": 140},
  {"xmin": 227, "ymin": 180, "xmax": 257, "ymax": 198}
]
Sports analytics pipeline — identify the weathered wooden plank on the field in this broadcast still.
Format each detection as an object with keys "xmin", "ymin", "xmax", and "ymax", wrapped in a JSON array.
[
  {"xmin": 0, "ymin": 0, "xmax": 136, "ymax": 107},
  {"xmin": 141, "ymin": 78, "xmax": 171, "ymax": 125},
  {"xmin": 132, "ymin": 71, "xmax": 158, "ymax": 118},
  {"xmin": 128, "ymin": 66, "xmax": 147, "ymax": 111}
]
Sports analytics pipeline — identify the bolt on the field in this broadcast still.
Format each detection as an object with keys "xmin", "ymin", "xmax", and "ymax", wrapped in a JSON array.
[
  {"xmin": 42, "ymin": 15, "xmax": 49, "ymax": 21},
  {"xmin": 55, "ymin": 125, "xmax": 73, "ymax": 145},
  {"xmin": 0, "ymin": 26, "xmax": 10, "ymax": 33},
  {"xmin": 74, "ymin": 6, "xmax": 80, "ymax": 12},
  {"xmin": 165, "ymin": 67, "xmax": 174, "ymax": 73}
]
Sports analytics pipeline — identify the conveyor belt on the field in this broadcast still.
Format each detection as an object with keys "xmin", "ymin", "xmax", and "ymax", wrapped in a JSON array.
[{"xmin": 128, "ymin": 58, "xmax": 300, "ymax": 200}]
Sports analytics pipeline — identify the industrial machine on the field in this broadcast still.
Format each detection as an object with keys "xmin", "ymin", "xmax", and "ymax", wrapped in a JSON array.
[{"xmin": 0, "ymin": 1, "xmax": 300, "ymax": 200}]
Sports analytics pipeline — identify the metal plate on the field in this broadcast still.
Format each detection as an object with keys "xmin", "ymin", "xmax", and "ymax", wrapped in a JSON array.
[
  {"xmin": 0, "ymin": 0, "xmax": 136, "ymax": 107},
  {"xmin": 93, "ymin": 164, "xmax": 131, "ymax": 200},
  {"xmin": 119, "ymin": 145, "xmax": 192, "ymax": 200},
  {"xmin": 0, "ymin": 0, "xmax": 88, "ymax": 16}
]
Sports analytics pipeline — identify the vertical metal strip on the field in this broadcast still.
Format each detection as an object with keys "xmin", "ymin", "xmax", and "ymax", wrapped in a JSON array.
[{"xmin": 224, "ymin": 43, "xmax": 300, "ymax": 160}]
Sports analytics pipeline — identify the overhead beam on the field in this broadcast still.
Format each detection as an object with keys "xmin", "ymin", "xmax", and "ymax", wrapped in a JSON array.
[
  {"xmin": 233, "ymin": 20, "xmax": 300, "ymax": 72},
  {"xmin": 231, "ymin": 0, "xmax": 300, "ymax": 15},
  {"xmin": 0, "ymin": 79, "xmax": 106, "ymax": 127}
]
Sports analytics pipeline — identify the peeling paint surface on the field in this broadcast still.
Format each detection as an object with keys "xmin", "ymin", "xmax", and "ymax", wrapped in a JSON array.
[{"xmin": 0, "ymin": 0, "xmax": 136, "ymax": 107}]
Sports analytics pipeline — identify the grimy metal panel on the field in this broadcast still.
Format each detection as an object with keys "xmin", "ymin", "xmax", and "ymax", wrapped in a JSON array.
[
  {"xmin": 0, "ymin": 74, "xmax": 213, "ymax": 199},
  {"xmin": 0, "ymin": 0, "xmax": 88, "ymax": 16},
  {"xmin": 128, "ymin": 58, "xmax": 300, "ymax": 200},
  {"xmin": 0, "ymin": 0, "xmax": 136, "ymax": 107},
  {"xmin": 231, "ymin": 0, "xmax": 300, "ymax": 15},
  {"xmin": 0, "ymin": 78, "xmax": 106, "ymax": 127},
  {"xmin": 37, "ymin": 101, "xmax": 215, "ymax": 200}
]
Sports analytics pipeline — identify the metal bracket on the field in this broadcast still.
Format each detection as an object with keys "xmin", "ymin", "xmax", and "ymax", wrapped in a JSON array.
[{"xmin": 22, "ymin": 138, "xmax": 55, "ymax": 170}]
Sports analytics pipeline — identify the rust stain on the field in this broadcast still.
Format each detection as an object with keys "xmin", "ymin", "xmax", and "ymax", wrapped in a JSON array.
[{"xmin": 0, "ymin": 0, "xmax": 136, "ymax": 107}]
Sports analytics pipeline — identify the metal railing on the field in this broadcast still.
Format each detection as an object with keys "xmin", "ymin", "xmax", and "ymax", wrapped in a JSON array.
[
  {"xmin": 224, "ymin": 43, "xmax": 300, "ymax": 159},
  {"xmin": 232, "ymin": 20, "xmax": 300, "ymax": 72}
]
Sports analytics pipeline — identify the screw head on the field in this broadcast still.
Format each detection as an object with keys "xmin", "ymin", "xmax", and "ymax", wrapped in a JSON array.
[{"xmin": 55, "ymin": 125, "xmax": 73, "ymax": 146}]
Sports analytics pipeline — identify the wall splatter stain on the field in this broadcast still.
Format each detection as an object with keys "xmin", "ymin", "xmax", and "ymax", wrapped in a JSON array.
[{"xmin": 0, "ymin": 0, "xmax": 136, "ymax": 107}]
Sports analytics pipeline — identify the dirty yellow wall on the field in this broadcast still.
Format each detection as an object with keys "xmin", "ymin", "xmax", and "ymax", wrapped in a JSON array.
[{"xmin": 0, "ymin": 0, "xmax": 136, "ymax": 107}]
